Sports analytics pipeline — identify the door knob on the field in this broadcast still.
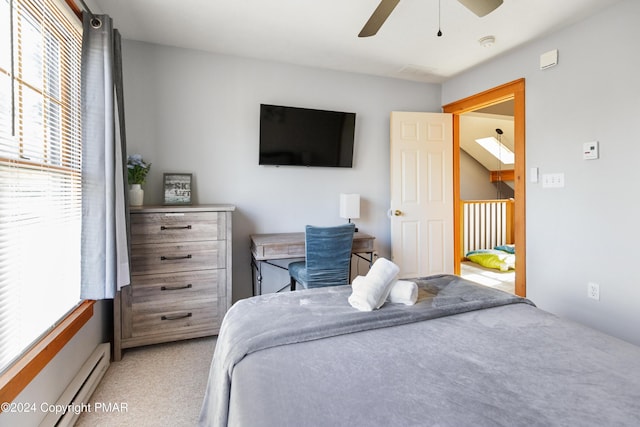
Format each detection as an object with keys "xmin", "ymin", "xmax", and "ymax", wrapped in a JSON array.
[{"xmin": 394, "ymin": 210, "xmax": 402, "ymax": 216}]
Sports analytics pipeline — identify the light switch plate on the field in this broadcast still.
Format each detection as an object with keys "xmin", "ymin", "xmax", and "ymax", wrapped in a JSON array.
[{"xmin": 542, "ymin": 173, "xmax": 564, "ymax": 188}]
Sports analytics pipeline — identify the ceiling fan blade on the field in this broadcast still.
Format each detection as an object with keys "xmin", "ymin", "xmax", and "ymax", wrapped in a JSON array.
[
  {"xmin": 457, "ymin": 0, "xmax": 503, "ymax": 17},
  {"xmin": 358, "ymin": 0, "xmax": 401, "ymax": 38}
]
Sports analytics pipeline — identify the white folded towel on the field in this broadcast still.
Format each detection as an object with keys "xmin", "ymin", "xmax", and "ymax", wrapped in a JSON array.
[
  {"xmin": 387, "ymin": 280, "xmax": 418, "ymax": 305},
  {"xmin": 348, "ymin": 258, "xmax": 400, "ymax": 311},
  {"xmin": 348, "ymin": 276, "xmax": 379, "ymax": 312}
]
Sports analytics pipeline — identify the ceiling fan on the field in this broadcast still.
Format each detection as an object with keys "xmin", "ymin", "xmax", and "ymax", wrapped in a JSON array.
[{"xmin": 358, "ymin": 0, "xmax": 503, "ymax": 37}]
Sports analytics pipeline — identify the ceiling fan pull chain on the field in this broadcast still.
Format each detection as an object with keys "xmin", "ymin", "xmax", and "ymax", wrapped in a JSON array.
[{"xmin": 437, "ymin": 0, "xmax": 443, "ymax": 37}]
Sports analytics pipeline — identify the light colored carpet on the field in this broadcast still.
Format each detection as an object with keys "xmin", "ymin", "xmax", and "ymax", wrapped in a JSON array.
[{"xmin": 75, "ymin": 336, "xmax": 216, "ymax": 427}]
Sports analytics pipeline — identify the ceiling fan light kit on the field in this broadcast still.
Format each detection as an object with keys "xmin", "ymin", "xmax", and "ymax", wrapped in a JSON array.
[
  {"xmin": 359, "ymin": 0, "xmax": 503, "ymax": 38},
  {"xmin": 457, "ymin": 0, "xmax": 504, "ymax": 17}
]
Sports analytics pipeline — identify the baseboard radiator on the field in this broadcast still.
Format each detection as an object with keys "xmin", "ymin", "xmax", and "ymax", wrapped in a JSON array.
[
  {"xmin": 462, "ymin": 199, "xmax": 514, "ymax": 257},
  {"xmin": 39, "ymin": 342, "xmax": 110, "ymax": 427}
]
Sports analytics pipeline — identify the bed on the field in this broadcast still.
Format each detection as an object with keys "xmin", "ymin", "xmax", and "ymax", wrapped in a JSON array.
[{"xmin": 199, "ymin": 275, "xmax": 640, "ymax": 427}]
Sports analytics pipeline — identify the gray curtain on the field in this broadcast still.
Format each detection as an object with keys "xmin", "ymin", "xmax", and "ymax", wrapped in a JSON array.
[{"xmin": 80, "ymin": 12, "xmax": 130, "ymax": 299}]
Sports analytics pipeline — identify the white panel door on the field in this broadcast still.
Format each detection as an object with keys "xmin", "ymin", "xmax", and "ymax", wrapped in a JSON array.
[{"xmin": 390, "ymin": 112, "xmax": 453, "ymax": 278}]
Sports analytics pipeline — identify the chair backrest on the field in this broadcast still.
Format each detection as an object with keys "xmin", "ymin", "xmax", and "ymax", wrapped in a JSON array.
[{"xmin": 304, "ymin": 223, "xmax": 355, "ymax": 288}]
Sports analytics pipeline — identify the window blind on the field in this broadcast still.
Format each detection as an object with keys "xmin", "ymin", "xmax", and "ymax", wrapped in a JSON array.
[{"xmin": 0, "ymin": 0, "xmax": 82, "ymax": 373}]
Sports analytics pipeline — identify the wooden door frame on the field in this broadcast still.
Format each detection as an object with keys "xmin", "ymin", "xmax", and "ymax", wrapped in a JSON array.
[{"xmin": 442, "ymin": 78, "xmax": 526, "ymax": 297}]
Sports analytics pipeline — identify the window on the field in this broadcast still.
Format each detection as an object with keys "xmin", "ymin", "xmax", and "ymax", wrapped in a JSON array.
[
  {"xmin": 0, "ymin": 0, "xmax": 82, "ymax": 374},
  {"xmin": 475, "ymin": 136, "xmax": 515, "ymax": 165}
]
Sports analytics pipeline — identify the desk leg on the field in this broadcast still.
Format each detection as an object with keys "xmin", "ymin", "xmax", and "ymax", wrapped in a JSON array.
[
  {"xmin": 349, "ymin": 251, "xmax": 375, "ymax": 282},
  {"xmin": 352, "ymin": 251, "xmax": 375, "ymax": 270},
  {"xmin": 251, "ymin": 256, "xmax": 262, "ymax": 296}
]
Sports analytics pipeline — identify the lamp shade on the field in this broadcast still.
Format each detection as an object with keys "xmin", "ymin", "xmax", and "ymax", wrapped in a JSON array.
[{"xmin": 339, "ymin": 193, "xmax": 360, "ymax": 219}]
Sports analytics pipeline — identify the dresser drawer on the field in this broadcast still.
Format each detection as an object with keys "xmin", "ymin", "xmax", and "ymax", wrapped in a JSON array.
[
  {"xmin": 130, "ymin": 211, "xmax": 225, "ymax": 245},
  {"xmin": 129, "ymin": 270, "xmax": 224, "ymax": 304},
  {"xmin": 130, "ymin": 241, "xmax": 225, "ymax": 275},
  {"xmin": 129, "ymin": 299, "xmax": 221, "ymax": 338}
]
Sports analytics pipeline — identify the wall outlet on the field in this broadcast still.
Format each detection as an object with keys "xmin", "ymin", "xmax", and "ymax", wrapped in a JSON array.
[{"xmin": 587, "ymin": 282, "xmax": 600, "ymax": 301}]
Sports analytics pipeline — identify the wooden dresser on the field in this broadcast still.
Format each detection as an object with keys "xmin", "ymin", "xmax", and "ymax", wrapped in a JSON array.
[{"xmin": 114, "ymin": 204, "xmax": 234, "ymax": 361}]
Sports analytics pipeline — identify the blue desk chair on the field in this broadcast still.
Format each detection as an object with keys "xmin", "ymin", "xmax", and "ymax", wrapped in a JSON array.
[{"xmin": 289, "ymin": 223, "xmax": 356, "ymax": 290}]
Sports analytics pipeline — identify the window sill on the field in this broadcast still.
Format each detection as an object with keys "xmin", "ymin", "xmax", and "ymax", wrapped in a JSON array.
[{"xmin": 0, "ymin": 300, "xmax": 95, "ymax": 409}]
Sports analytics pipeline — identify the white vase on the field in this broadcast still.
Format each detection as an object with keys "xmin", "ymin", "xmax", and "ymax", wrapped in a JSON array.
[{"xmin": 129, "ymin": 184, "xmax": 144, "ymax": 206}]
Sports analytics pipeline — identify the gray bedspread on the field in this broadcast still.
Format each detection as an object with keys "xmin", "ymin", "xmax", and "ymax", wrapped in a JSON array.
[
  {"xmin": 226, "ymin": 301, "xmax": 640, "ymax": 426},
  {"xmin": 198, "ymin": 275, "xmax": 534, "ymax": 427}
]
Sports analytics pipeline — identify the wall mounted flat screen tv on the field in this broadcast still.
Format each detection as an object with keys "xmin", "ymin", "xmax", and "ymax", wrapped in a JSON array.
[{"xmin": 259, "ymin": 104, "xmax": 356, "ymax": 167}]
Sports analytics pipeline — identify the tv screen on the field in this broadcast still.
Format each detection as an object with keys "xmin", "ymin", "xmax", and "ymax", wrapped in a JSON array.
[{"xmin": 259, "ymin": 104, "xmax": 355, "ymax": 167}]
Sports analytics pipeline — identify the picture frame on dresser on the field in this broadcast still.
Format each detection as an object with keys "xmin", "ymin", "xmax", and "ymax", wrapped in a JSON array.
[{"xmin": 163, "ymin": 173, "xmax": 192, "ymax": 205}]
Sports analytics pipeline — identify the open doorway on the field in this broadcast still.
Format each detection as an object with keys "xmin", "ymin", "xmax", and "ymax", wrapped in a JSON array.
[
  {"xmin": 443, "ymin": 79, "xmax": 526, "ymax": 297},
  {"xmin": 459, "ymin": 101, "xmax": 515, "ymax": 294}
]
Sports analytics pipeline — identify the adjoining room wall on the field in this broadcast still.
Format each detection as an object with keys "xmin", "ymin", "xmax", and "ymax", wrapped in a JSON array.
[{"xmin": 460, "ymin": 149, "xmax": 503, "ymax": 200}]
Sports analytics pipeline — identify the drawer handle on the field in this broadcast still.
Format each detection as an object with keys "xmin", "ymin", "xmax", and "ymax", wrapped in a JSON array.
[
  {"xmin": 160, "ymin": 225, "xmax": 192, "ymax": 230},
  {"xmin": 161, "ymin": 312, "xmax": 193, "ymax": 321},
  {"xmin": 160, "ymin": 254, "xmax": 192, "ymax": 261},
  {"xmin": 161, "ymin": 284, "xmax": 193, "ymax": 291}
]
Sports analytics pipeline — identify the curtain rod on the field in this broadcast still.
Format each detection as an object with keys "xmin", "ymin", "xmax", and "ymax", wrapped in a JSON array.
[
  {"xmin": 77, "ymin": 0, "xmax": 94, "ymax": 16},
  {"xmin": 76, "ymin": 0, "xmax": 103, "ymax": 28},
  {"xmin": 64, "ymin": 0, "xmax": 91, "ymax": 22}
]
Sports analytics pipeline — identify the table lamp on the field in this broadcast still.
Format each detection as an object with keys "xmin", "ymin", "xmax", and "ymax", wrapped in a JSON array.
[{"xmin": 339, "ymin": 193, "xmax": 360, "ymax": 232}]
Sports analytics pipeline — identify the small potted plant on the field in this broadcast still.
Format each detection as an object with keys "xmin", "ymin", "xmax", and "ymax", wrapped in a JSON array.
[{"xmin": 127, "ymin": 154, "xmax": 151, "ymax": 206}]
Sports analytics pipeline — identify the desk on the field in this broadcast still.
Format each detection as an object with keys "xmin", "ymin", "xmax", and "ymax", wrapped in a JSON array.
[{"xmin": 250, "ymin": 231, "xmax": 375, "ymax": 295}]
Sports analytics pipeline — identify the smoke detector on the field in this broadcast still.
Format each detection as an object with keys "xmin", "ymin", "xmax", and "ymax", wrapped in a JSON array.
[{"xmin": 479, "ymin": 35, "xmax": 495, "ymax": 48}]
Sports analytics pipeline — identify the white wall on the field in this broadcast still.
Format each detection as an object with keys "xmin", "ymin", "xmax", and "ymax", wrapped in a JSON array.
[
  {"xmin": 121, "ymin": 41, "xmax": 442, "ymax": 300},
  {"xmin": 443, "ymin": 0, "xmax": 640, "ymax": 346}
]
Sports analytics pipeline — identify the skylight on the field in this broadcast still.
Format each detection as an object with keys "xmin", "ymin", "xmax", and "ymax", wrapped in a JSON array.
[{"xmin": 475, "ymin": 137, "xmax": 514, "ymax": 165}]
